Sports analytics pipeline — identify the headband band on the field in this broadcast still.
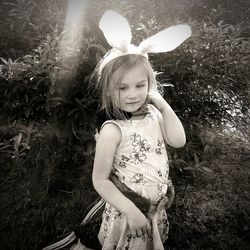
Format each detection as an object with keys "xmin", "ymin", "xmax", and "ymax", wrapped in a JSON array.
[{"xmin": 98, "ymin": 10, "xmax": 191, "ymax": 75}]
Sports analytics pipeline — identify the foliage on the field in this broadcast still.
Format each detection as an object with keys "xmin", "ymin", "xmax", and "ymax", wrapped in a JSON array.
[
  {"xmin": 0, "ymin": 0, "xmax": 249, "ymax": 249},
  {"xmin": 168, "ymin": 126, "xmax": 250, "ymax": 249},
  {"xmin": 0, "ymin": 0, "xmax": 68, "ymax": 58}
]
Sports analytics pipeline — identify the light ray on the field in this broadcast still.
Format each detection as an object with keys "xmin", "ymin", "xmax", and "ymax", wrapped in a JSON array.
[{"xmin": 58, "ymin": 0, "xmax": 87, "ymax": 73}]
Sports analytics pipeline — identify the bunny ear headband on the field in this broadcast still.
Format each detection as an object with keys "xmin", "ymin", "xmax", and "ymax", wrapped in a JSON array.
[{"xmin": 98, "ymin": 10, "xmax": 192, "ymax": 75}]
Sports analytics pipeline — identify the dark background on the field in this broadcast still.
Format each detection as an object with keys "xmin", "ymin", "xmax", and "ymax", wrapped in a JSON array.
[{"xmin": 0, "ymin": 0, "xmax": 249, "ymax": 249}]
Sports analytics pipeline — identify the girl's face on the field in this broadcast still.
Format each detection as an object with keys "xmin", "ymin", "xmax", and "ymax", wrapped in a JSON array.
[{"xmin": 111, "ymin": 64, "xmax": 149, "ymax": 113}]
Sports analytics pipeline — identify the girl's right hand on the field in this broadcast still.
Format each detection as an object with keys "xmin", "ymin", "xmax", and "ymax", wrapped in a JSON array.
[
  {"xmin": 147, "ymin": 91, "xmax": 170, "ymax": 112},
  {"xmin": 125, "ymin": 207, "xmax": 151, "ymax": 237}
]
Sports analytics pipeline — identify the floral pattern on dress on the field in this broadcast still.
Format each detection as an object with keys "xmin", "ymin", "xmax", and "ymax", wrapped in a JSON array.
[
  {"xmin": 130, "ymin": 173, "xmax": 146, "ymax": 184},
  {"xmin": 121, "ymin": 155, "xmax": 130, "ymax": 162},
  {"xmin": 155, "ymin": 183, "xmax": 167, "ymax": 205},
  {"xmin": 157, "ymin": 215, "xmax": 169, "ymax": 240},
  {"xmin": 104, "ymin": 206, "xmax": 122, "ymax": 221},
  {"xmin": 155, "ymin": 139, "xmax": 166, "ymax": 155},
  {"xmin": 116, "ymin": 155, "xmax": 130, "ymax": 169},
  {"xmin": 118, "ymin": 161, "xmax": 126, "ymax": 168},
  {"xmin": 130, "ymin": 133, "xmax": 151, "ymax": 152},
  {"xmin": 157, "ymin": 169, "xmax": 163, "ymax": 177},
  {"xmin": 130, "ymin": 150, "xmax": 147, "ymax": 164},
  {"xmin": 129, "ymin": 133, "xmax": 151, "ymax": 165}
]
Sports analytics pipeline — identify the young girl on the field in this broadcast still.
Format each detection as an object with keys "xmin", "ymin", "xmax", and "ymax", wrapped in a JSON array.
[{"xmin": 92, "ymin": 10, "xmax": 191, "ymax": 250}]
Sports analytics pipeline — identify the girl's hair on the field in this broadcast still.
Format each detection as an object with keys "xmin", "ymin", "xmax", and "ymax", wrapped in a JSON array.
[{"xmin": 93, "ymin": 54, "xmax": 158, "ymax": 120}]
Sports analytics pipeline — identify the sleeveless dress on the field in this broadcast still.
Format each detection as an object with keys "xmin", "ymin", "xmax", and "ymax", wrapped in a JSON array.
[{"xmin": 98, "ymin": 104, "xmax": 170, "ymax": 250}]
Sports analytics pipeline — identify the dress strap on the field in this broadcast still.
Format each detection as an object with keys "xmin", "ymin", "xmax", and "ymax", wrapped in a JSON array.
[{"xmin": 101, "ymin": 120, "xmax": 123, "ymax": 133}]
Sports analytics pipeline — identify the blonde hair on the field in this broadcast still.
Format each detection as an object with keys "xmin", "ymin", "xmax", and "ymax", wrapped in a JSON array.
[{"xmin": 93, "ymin": 54, "xmax": 158, "ymax": 119}]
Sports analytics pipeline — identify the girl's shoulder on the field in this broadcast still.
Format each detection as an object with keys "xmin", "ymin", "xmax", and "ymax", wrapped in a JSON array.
[
  {"xmin": 96, "ymin": 109, "xmax": 131, "ymax": 132},
  {"xmin": 101, "ymin": 120, "xmax": 123, "ymax": 132},
  {"xmin": 96, "ymin": 120, "xmax": 122, "ymax": 145}
]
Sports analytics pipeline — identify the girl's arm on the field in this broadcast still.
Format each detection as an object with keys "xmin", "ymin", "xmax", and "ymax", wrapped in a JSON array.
[
  {"xmin": 92, "ymin": 123, "xmax": 151, "ymax": 236},
  {"xmin": 148, "ymin": 91, "xmax": 186, "ymax": 148}
]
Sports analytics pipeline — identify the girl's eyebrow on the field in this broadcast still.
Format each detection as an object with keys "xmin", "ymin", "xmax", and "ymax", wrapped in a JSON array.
[
  {"xmin": 137, "ymin": 80, "xmax": 147, "ymax": 83},
  {"xmin": 120, "ymin": 80, "xmax": 147, "ymax": 85}
]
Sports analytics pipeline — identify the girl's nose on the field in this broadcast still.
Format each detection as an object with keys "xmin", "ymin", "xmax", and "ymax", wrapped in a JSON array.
[{"xmin": 127, "ymin": 89, "xmax": 138, "ymax": 99}]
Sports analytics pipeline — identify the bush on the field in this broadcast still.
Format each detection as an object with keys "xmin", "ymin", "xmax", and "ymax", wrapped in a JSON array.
[
  {"xmin": 0, "ymin": 0, "xmax": 249, "ymax": 249},
  {"xmin": 168, "ymin": 126, "xmax": 250, "ymax": 249}
]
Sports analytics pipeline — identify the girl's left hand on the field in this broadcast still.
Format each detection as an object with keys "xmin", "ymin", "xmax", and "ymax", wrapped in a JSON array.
[{"xmin": 147, "ymin": 91, "xmax": 170, "ymax": 112}]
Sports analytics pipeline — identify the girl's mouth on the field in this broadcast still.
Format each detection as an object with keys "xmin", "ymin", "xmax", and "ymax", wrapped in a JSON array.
[{"xmin": 127, "ymin": 101, "xmax": 139, "ymax": 104}]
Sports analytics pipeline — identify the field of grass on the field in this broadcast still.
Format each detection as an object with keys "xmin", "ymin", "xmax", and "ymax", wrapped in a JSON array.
[{"xmin": 167, "ymin": 132, "xmax": 250, "ymax": 249}]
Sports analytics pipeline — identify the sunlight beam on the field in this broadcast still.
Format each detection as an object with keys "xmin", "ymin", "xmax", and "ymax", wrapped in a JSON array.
[{"xmin": 59, "ymin": 0, "xmax": 87, "ymax": 60}]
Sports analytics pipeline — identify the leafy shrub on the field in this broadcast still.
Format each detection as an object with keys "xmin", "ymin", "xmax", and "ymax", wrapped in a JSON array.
[
  {"xmin": 0, "ymin": 0, "xmax": 68, "ymax": 58},
  {"xmin": 168, "ymin": 126, "xmax": 250, "ymax": 249},
  {"xmin": 0, "ymin": 0, "xmax": 249, "ymax": 249}
]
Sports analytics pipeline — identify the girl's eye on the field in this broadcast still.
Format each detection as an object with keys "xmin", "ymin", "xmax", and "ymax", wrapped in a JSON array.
[
  {"xmin": 119, "ymin": 86, "xmax": 127, "ymax": 91},
  {"xmin": 137, "ymin": 84, "xmax": 145, "ymax": 88}
]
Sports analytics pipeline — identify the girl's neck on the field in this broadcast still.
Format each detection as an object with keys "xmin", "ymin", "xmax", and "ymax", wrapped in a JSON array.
[
  {"xmin": 120, "ymin": 104, "xmax": 149, "ymax": 119},
  {"xmin": 130, "ymin": 105, "xmax": 149, "ymax": 120},
  {"xmin": 96, "ymin": 105, "xmax": 149, "ymax": 131}
]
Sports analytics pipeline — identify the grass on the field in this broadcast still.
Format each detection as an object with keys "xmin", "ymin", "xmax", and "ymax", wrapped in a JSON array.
[{"xmin": 167, "ymin": 130, "xmax": 250, "ymax": 249}]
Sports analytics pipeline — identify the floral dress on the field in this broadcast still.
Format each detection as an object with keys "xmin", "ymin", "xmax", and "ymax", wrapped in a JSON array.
[{"xmin": 98, "ymin": 104, "xmax": 170, "ymax": 250}]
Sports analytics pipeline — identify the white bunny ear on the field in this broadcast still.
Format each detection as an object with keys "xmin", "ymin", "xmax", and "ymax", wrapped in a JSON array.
[
  {"xmin": 99, "ymin": 10, "xmax": 132, "ymax": 52},
  {"xmin": 139, "ymin": 24, "xmax": 191, "ymax": 53}
]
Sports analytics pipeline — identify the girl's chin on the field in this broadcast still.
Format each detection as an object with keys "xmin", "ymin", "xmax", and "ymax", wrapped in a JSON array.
[
  {"xmin": 121, "ymin": 104, "xmax": 143, "ymax": 113},
  {"xmin": 122, "ymin": 108, "xmax": 140, "ymax": 113}
]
